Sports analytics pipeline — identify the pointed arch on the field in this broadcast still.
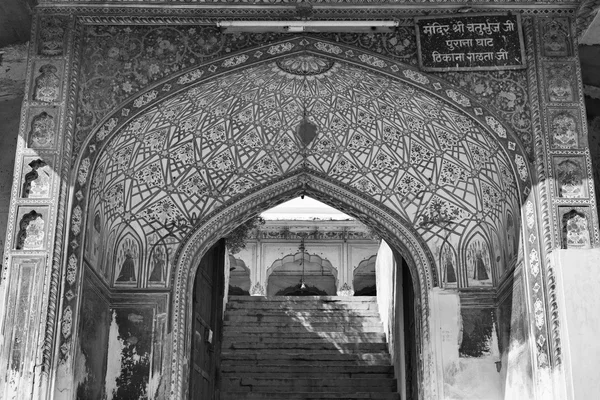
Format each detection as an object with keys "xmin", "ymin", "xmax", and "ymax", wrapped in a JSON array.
[
  {"xmin": 461, "ymin": 229, "xmax": 493, "ymax": 288},
  {"xmin": 170, "ymin": 171, "xmax": 437, "ymax": 399}
]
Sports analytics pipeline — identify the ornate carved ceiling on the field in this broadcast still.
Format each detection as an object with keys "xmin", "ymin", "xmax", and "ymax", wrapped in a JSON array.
[{"xmin": 85, "ymin": 54, "xmax": 520, "ymax": 288}]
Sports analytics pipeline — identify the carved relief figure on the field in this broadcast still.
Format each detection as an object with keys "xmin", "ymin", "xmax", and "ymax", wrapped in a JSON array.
[
  {"xmin": 115, "ymin": 237, "xmax": 139, "ymax": 284},
  {"xmin": 542, "ymin": 19, "xmax": 571, "ymax": 57},
  {"xmin": 556, "ymin": 159, "xmax": 586, "ymax": 198},
  {"xmin": 466, "ymin": 238, "xmax": 491, "ymax": 286},
  {"xmin": 149, "ymin": 244, "xmax": 166, "ymax": 282},
  {"xmin": 34, "ymin": 65, "xmax": 60, "ymax": 103},
  {"xmin": 16, "ymin": 211, "xmax": 45, "ymax": 250},
  {"xmin": 28, "ymin": 112, "xmax": 55, "ymax": 148},
  {"xmin": 22, "ymin": 159, "xmax": 50, "ymax": 198},
  {"xmin": 440, "ymin": 244, "xmax": 457, "ymax": 285},
  {"xmin": 117, "ymin": 252, "xmax": 136, "ymax": 282},
  {"xmin": 551, "ymin": 112, "xmax": 578, "ymax": 148},
  {"xmin": 562, "ymin": 209, "xmax": 591, "ymax": 249}
]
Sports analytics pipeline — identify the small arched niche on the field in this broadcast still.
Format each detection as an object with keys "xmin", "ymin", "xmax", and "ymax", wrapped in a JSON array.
[{"xmin": 353, "ymin": 255, "xmax": 378, "ymax": 296}]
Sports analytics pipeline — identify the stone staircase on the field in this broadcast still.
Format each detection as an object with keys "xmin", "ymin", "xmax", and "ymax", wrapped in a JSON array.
[{"xmin": 220, "ymin": 296, "xmax": 400, "ymax": 400}]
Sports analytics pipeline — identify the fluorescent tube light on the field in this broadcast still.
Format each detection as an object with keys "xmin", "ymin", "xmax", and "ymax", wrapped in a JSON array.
[{"xmin": 217, "ymin": 20, "xmax": 399, "ymax": 33}]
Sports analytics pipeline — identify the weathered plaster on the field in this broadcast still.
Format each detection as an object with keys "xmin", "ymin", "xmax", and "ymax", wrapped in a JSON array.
[
  {"xmin": 0, "ymin": 44, "xmax": 28, "ymax": 101},
  {"xmin": 553, "ymin": 248, "xmax": 600, "ymax": 400},
  {"xmin": 0, "ymin": 44, "xmax": 27, "ymax": 267}
]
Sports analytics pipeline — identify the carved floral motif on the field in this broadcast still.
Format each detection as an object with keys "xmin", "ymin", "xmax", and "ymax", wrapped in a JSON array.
[
  {"xmin": 550, "ymin": 110, "xmax": 579, "ymax": 149},
  {"xmin": 561, "ymin": 209, "xmax": 591, "ymax": 249},
  {"xmin": 438, "ymin": 70, "xmax": 532, "ymax": 157},
  {"xmin": 16, "ymin": 211, "xmax": 45, "ymax": 250},
  {"xmin": 38, "ymin": 16, "xmax": 67, "ymax": 56},
  {"xmin": 541, "ymin": 18, "xmax": 571, "ymax": 57},
  {"xmin": 34, "ymin": 65, "xmax": 61, "ymax": 103},
  {"xmin": 555, "ymin": 158, "xmax": 586, "ymax": 198},
  {"xmin": 74, "ymin": 27, "xmax": 417, "ymax": 155},
  {"xmin": 545, "ymin": 63, "xmax": 577, "ymax": 103},
  {"xmin": 28, "ymin": 112, "xmax": 55, "ymax": 148},
  {"xmin": 22, "ymin": 159, "xmax": 51, "ymax": 198},
  {"xmin": 276, "ymin": 54, "xmax": 335, "ymax": 76}
]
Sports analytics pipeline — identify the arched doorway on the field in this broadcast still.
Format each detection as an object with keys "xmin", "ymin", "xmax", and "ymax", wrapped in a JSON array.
[
  {"xmin": 70, "ymin": 38, "xmax": 528, "ymax": 400},
  {"xmin": 188, "ymin": 198, "xmax": 422, "ymax": 400}
]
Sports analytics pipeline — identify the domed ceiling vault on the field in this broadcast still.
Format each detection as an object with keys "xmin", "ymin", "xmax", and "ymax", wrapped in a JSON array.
[{"xmin": 83, "ymin": 50, "xmax": 522, "ymax": 289}]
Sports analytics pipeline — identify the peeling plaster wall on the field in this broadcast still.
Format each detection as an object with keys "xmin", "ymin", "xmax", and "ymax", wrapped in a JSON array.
[
  {"xmin": 553, "ymin": 249, "xmax": 600, "ymax": 400},
  {"xmin": 0, "ymin": 44, "xmax": 27, "ymax": 265},
  {"xmin": 432, "ymin": 289, "xmax": 505, "ymax": 400},
  {"xmin": 75, "ymin": 276, "xmax": 110, "ymax": 399},
  {"xmin": 104, "ymin": 307, "xmax": 154, "ymax": 400},
  {"xmin": 498, "ymin": 271, "xmax": 534, "ymax": 399}
]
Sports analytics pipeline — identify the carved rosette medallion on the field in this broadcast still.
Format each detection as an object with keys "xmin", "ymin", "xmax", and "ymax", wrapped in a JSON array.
[{"xmin": 276, "ymin": 54, "xmax": 336, "ymax": 77}]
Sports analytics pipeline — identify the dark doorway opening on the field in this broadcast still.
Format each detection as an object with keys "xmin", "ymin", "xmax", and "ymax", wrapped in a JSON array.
[
  {"xmin": 189, "ymin": 239, "xmax": 226, "ymax": 400},
  {"xmin": 190, "ymin": 223, "xmax": 420, "ymax": 400}
]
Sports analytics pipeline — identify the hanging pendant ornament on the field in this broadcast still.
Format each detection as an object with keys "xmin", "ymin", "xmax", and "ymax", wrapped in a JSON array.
[
  {"xmin": 299, "ymin": 237, "xmax": 308, "ymax": 291},
  {"xmin": 297, "ymin": 108, "xmax": 318, "ymax": 146}
]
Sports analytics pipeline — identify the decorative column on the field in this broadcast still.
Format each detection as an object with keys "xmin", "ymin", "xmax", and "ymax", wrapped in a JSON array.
[
  {"xmin": 0, "ymin": 12, "xmax": 73, "ymax": 399},
  {"xmin": 525, "ymin": 15, "xmax": 599, "ymax": 399}
]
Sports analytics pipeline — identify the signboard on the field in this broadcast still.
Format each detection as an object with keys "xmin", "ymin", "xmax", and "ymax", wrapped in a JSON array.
[{"xmin": 415, "ymin": 13, "xmax": 526, "ymax": 72}]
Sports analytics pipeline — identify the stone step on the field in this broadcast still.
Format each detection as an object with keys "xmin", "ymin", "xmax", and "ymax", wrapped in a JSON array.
[
  {"xmin": 225, "ymin": 309, "xmax": 381, "ymax": 318},
  {"xmin": 221, "ymin": 359, "xmax": 391, "ymax": 367},
  {"xmin": 220, "ymin": 364, "xmax": 394, "ymax": 376},
  {"xmin": 221, "ymin": 296, "xmax": 397, "ymax": 398},
  {"xmin": 222, "ymin": 377, "xmax": 397, "ymax": 393},
  {"xmin": 228, "ymin": 296, "xmax": 377, "ymax": 302},
  {"xmin": 226, "ymin": 298, "xmax": 377, "ymax": 311},
  {"xmin": 222, "ymin": 324, "xmax": 384, "ymax": 334},
  {"xmin": 221, "ymin": 371, "xmax": 394, "ymax": 380},
  {"xmin": 223, "ymin": 331, "xmax": 386, "ymax": 342},
  {"xmin": 221, "ymin": 392, "xmax": 401, "ymax": 400},
  {"xmin": 227, "ymin": 304, "xmax": 379, "ymax": 312},
  {"xmin": 221, "ymin": 351, "xmax": 391, "ymax": 363},
  {"xmin": 222, "ymin": 341, "xmax": 388, "ymax": 352},
  {"xmin": 225, "ymin": 315, "xmax": 382, "ymax": 323}
]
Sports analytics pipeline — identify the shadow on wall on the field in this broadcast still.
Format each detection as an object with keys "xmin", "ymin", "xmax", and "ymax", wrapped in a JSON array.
[{"xmin": 0, "ymin": 43, "xmax": 29, "ymax": 269}]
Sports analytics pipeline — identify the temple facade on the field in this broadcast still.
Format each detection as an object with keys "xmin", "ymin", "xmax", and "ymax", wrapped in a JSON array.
[{"xmin": 1, "ymin": 1, "xmax": 600, "ymax": 399}]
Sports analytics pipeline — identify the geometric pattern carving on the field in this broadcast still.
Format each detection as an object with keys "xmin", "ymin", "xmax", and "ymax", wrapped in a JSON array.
[{"xmin": 88, "ymin": 58, "xmax": 518, "ymax": 287}]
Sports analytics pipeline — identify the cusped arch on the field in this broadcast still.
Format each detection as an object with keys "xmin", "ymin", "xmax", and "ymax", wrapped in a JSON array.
[
  {"xmin": 266, "ymin": 252, "xmax": 337, "ymax": 277},
  {"xmin": 170, "ymin": 171, "xmax": 436, "ymax": 399},
  {"xmin": 267, "ymin": 252, "xmax": 338, "ymax": 296}
]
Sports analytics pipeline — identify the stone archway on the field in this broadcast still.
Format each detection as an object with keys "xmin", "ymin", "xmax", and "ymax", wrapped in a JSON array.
[
  {"xmin": 60, "ymin": 36, "xmax": 532, "ymax": 400},
  {"xmin": 172, "ymin": 173, "xmax": 434, "ymax": 399}
]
